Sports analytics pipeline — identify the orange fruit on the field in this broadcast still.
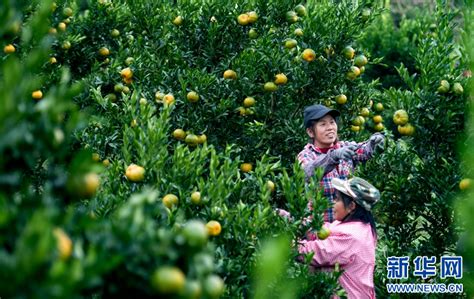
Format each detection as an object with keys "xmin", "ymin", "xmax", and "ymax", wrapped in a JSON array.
[
  {"xmin": 302, "ymin": 48, "xmax": 316, "ymax": 62},
  {"xmin": 102, "ymin": 159, "xmax": 110, "ymax": 167},
  {"xmin": 274, "ymin": 73, "xmax": 288, "ymax": 85},
  {"xmin": 53, "ymin": 228, "xmax": 73, "ymax": 260},
  {"xmin": 120, "ymin": 67, "xmax": 133, "ymax": 79},
  {"xmin": 4, "ymin": 44, "xmax": 16, "ymax": 54},
  {"xmin": 125, "ymin": 164, "xmax": 145, "ymax": 182},
  {"xmin": 243, "ymin": 97, "xmax": 255, "ymax": 108},
  {"xmin": 187, "ymin": 91, "xmax": 200, "ymax": 103},
  {"xmin": 162, "ymin": 194, "xmax": 179, "ymax": 209},
  {"xmin": 151, "ymin": 266, "xmax": 186, "ymax": 294},
  {"xmin": 372, "ymin": 115, "xmax": 383, "ymax": 123},
  {"xmin": 237, "ymin": 14, "xmax": 249, "ymax": 25},
  {"xmin": 247, "ymin": 11, "xmax": 258, "ymax": 23},
  {"xmin": 240, "ymin": 163, "xmax": 252, "ymax": 173},
  {"xmin": 163, "ymin": 93, "xmax": 175, "ymax": 105},
  {"xmin": 206, "ymin": 220, "xmax": 222, "ymax": 236},
  {"xmin": 57, "ymin": 22, "xmax": 67, "ymax": 31},
  {"xmin": 99, "ymin": 47, "xmax": 110, "ymax": 56},
  {"xmin": 223, "ymin": 69, "xmax": 237, "ymax": 79},
  {"xmin": 32, "ymin": 90, "xmax": 43, "ymax": 100}
]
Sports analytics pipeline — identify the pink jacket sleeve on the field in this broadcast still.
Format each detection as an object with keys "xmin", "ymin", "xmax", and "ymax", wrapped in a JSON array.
[{"xmin": 297, "ymin": 230, "xmax": 354, "ymax": 267}]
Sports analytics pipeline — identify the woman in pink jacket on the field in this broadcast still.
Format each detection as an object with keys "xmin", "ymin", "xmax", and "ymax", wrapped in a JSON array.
[{"xmin": 298, "ymin": 177, "xmax": 380, "ymax": 299}]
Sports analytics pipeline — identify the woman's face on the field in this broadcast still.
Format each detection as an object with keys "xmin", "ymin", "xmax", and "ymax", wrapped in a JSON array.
[
  {"xmin": 306, "ymin": 114, "xmax": 338, "ymax": 148},
  {"xmin": 334, "ymin": 192, "xmax": 355, "ymax": 221}
]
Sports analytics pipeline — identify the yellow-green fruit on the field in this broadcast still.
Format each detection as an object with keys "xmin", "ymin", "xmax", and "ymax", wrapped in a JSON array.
[
  {"xmin": 53, "ymin": 228, "xmax": 73, "ymax": 260},
  {"xmin": 285, "ymin": 11, "xmax": 299, "ymax": 23},
  {"xmin": 162, "ymin": 194, "xmax": 179, "ymax": 208},
  {"xmin": 247, "ymin": 11, "xmax": 258, "ymax": 23},
  {"xmin": 185, "ymin": 134, "xmax": 199, "ymax": 146},
  {"xmin": 335, "ymin": 94, "xmax": 347, "ymax": 105},
  {"xmin": 393, "ymin": 109, "xmax": 409, "ymax": 125},
  {"xmin": 223, "ymin": 69, "xmax": 237, "ymax": 79},
  {"xmin": 191, "ymin": 191, "xmax": 201, "ymax": 204},
  {"xmin": 342, "ymin": 46, "xmax": 355, "ymax": 59},
  {"xmin": 243, "ymin": 97, "xmax": 255, "ymax": 108},
  {"xmin": 294, "ymin": 28, "xmax": 304, "ymax": 36},
  {"xmin": 374, "ymin": 102, "xmax": 384, "ymax": 112},
  {"xmin": 173, "ymin": 16, "xmax": 183, "ymax": 26},
  {"xmin": 151, "ymin": 266, "xmax": 186, "ymax": 294},
  {"xmin": 187, "ymin": 91, "xmax": 200, "ymax": 103},
  {"xmin": 373, "ymin": 115, "xmax": 383, "ymax": 123},
  {"xmin": 459, "ymin": 178, "xmax": 472, "ymax": 191},
  {"xmin": 173, "ymin": 129, "xmax": 186, "ymax": 140},
  {"xmin": 452, "ymin": 82, "xmax": 463, "ymax": 95},
  {"xmin": 437, "ymin": 80, "xmax": 450, "ymax": 94},
  {"xmin": 264, "ymin": 82, "xmax": 278, "ymax": 92},
  {"xmin": 266, "ymin": 180, "xmax": 275, "ymax": 192},
  {"xmin": 125, "ymin": 164, "xmax": 145, "ymax": 182},
  {"xmin": 295, "ymin": 4, "xmax": 307, "ymax": 17},
  {"xmin": 203, "ymin": 275, "xmax": 225, "ymax": 299},
  {"xmin": 354, "ymin": 54, "xmax": 368, "ymax": 67},
  {"xmin": 248, "ymin": 28, "xmax": 258, "ymax": 39},
  {"xmin": 374, "ymin": 122, "xmax": 384, "ymax": 132},
  {"xmin": 317, "ymin": 226, "xmax": 330, "ymax": 240},
  {"xmin": 352, "ymin": 116, "xmax": 365, "ymax": 126},
  {"xmin": 284, "ymin": 39, "xmax": 297, "ymax": 50},
  {"xmin": 398, "ymin": 123, "xmax": 415, "ymax": 136},
  {"xmin": 360, "ymin": 107, "xmax": 370, "ymax": 117}
]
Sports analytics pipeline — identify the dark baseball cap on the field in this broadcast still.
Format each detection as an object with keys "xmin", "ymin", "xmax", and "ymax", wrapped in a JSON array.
[{"xmin": 304, "ymin": 104, "xmax": 340, "ymax": 128}]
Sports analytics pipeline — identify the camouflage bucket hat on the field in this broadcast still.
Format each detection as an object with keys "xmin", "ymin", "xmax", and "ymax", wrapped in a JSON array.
[{"xmin": 332, "ymin": 177, "xmax": 380, "ymax": 211}]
